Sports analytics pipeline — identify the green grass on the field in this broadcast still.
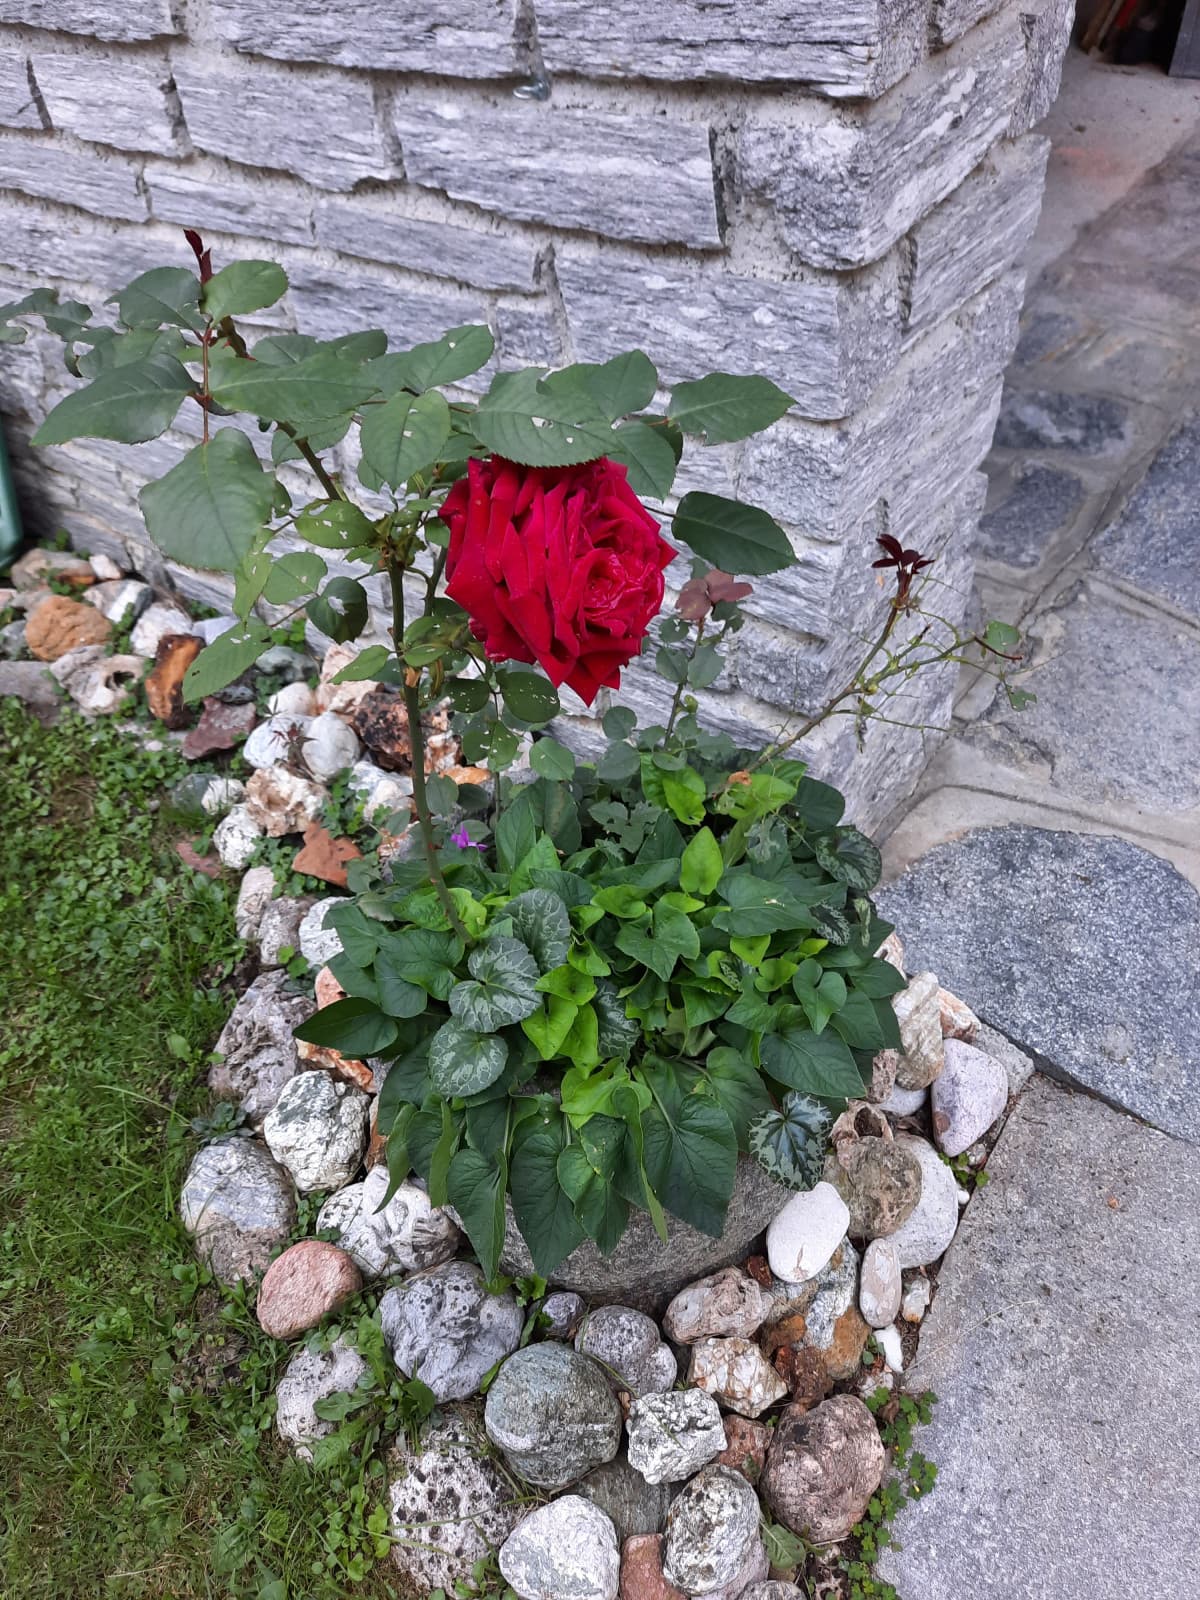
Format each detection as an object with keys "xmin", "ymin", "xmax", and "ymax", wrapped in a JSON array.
[{"xmin": 0, "ymin": 700, "xmax": 399, "ymax": 1600}]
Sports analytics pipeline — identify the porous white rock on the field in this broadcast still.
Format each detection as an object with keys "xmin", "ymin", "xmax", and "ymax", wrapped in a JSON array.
[
  {"xmin": 626, "ymin": 1388, "xmax": 726, "ymax": 1484},
  {"xmin": 302, "ymin": 710, "xmax": 360, "ymax": 781},
  {"xmin": 380, "ymin": 1261, "xmax": 522, "ymax": 1402},
  {"xmin": 875, "ymin": 1323, "xmax": 904, "ymax": 1372},
  {"xmin": 859, "ymin": 1238, "xmax": 903, "ymax": 1329},
  {"xmin": 931, "ymin": 1038, "xmax": 1009, "ymax": 1157},
  {"xmin": 688, "ymin": 1336, "xmax": 789, "ymax": 1419},
  {"xmin": 243, "ymin": 714, "xmax": 314, "ymax": 770},
  {"xmin": 663, "ymin": 1266, "xmax": 773, "ymax": 1343},
  {"xmin": 575, "ymin": 1304, "xmax": 676, "ymax": 1396},
  {"xmin": 200, "ymin": 776, "xmax": 246, "ymax": 817},
  {"xmin": 275, "ymin": 1335, "xmax": 369, "ymax": 1462},
  {"xmin": 262, "ymin": 1071, "xmax": 369, "ymax": 1194},
  {"xmin": 662, "ymin": 1465, "xmax": 761, "ymax": 1595},
  {"xmin": 298, "ymin": 895, "xmax": 345, "ymax": 966},
  {"xmin": 244, "ymin": 764, "xmax": 327, "ymax": 837},
  {"xmin": 130, "ymin": 601, "xmax": 194, "ymax": 656},
  {"xmin": 257, "ymin": 895, "xmax": 315, "ymax": 967},
  {"xmin": 179, "ymin": 1137, "xmax": 296, "ymax": 1285},
  {"xmin": 213, "ymin": 804, "xmax": 264, "ymax": 869},
  {"xmin": 235, "ymin": 864, "xmax": 276, "ymax": 941},
  {"xmin": 766, "ymin": 1181, "xmax": 850, "ymax": 1284},
  {"xmin": 317, "ymin": 1167, "xmax": 461, "ymax": 1279},
  {"xmin": 347, "ymin": 759, "xmax": 413, "ymax": 821},
  {"xmin": 498, "ymin": 1496, "xmax": 620, "ymax": 1600},
  {"xmin": 888, "ymin": 1135, "xmax": 961, "ymax": 1268}
]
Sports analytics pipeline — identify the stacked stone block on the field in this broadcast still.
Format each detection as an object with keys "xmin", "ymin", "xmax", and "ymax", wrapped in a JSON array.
[{"xmin": 0, "ymin": 0, "xmax": 1072, "ymax": 830}]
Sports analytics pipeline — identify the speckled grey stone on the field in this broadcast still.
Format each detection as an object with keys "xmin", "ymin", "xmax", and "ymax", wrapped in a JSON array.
[
  {"xmin": 179, "ymin": 1137, "xmax": 296, "ymax": 1284},
  {"xmin": 262, "ymin": 1070, "xmax": 369, "ymax": 1194},
  {"xmin": 484, "ymin": 1343, "xmax": 622, "ymax": 1489},
  {"xmin": 316, "ymin": 1167, "xmax": 461, "ymax": 1279},
  {"xmin": 661, "ymin": 1464, "xmax": 761, "ymax": 1595},
  {"xmin": 993, "ymin": 388, "xmax": 1131, "ymax": 455},
  {"xmin": 542, "ymin": 1291, "xmax": 587, "ymax": 1339},
  {"xmin": 387, "ymin": 1407, "xmax": 523, "ymax": 1596},
  {"xmin": 577, "ymin": 1451, "xmax": 674, "ymax": 1540},
  {"xmin": 878, "ymin": 1077, "xmax": 1200, "ymax": 1599},
  {"xmin": 979, "ymin": 462, "xmax": 1086, "ymax": 568},
  {"xmin": 879, "ymin": 827, "xmax": 1200, "ymax": 1142},
  {"xmin": 626, "ymin": 1388, "xmax": 727, "ymax": 1485},
  {"xmin": 274, "ymin": 1335, "xmax": 368, "ymax": 1463},
  {"xmin": 256, "ymin": 895, "xmax": 316, "ymax": 968},
  {"xmin": 380, "ymin": 1261, "xmax": 522, "ymax": 1402},
  {"xmin": 499, "ymin": 1495, "xmax": 620, "ymax": 1600},
  {"xmin": 1093, "ymin": 412, "xmax": 1200, "ymax": 620},
  {"xmin": 208, "ymin": 970, "xmax": 316, "ymax": 1125},
  {"xmin": 575, "ymin": 1304, "xmax": 677, "ymax": 1396}
]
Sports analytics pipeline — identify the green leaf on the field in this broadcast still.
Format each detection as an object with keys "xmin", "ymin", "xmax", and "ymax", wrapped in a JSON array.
[
  {"xmin": 116, "ymin": 267, "xmax": 204, "ymax": 332},
  {"xmin": 472, "ymin": 367, "xmax": 614, "ymax": 468},
  {"xmin": 506, "ymin": 889, "xmax": 571, "ymax": 973},
  {"xmin": 510, "ymin": 1113, "xmax": 585, "ymax": 1275},
  {"xmin": 672, "ymin": 492, "xmax": 794, "ymax": 577},
  {"xmin": 202, "ymin": 261, "xmax": 288, "ymax": 323},
  {"xmin": 373, "ymin": 950, "xmax": 430, "ymax": 1019},
  {"xmin": 368, "ymin": 325, "xmax": 494, "ymax": 393},
  {"xmin": 261, "ymin": 550, "xmax": 327, "ymax": 605},
  {"xmin": 34, "ymin": 353, "xmax": 195, "ymax": 447},
  {"xmin": 495, "ymin": 790, "xmax": 537, "ymax": 875},
  {"xmin": 813, "ymin": 828, "xmax": 882, "ymax": 892},
  {"xmin": 557, "ymin": 1137, "xmax": 629, "ymax": 1254},
  {"xmin": 359, "ymin": 390, "xmax": 452, "ymax": 488},
  {"xmin": 661, "ymin": 765, "xmax": 707, "ymax": 826},
  {"xmin": 522, "ymin": 993, "xmax": 580, "ymax": 1060},
  {"xmin": 552, "ymin": 351, "xmax": 657, "ymax": 421},
  {"xmin": 428, "ymin": 1019, "xmax": 508, "ymax": 1097},
  {"xmin": 593, "ymin": 980, "xmax": 640, "ymax": 1060},
  {"xmin": 791, "ymin": 960, "xmax": 847, "ymax": 1035},
  {"xmin": 749, "ymin": 1092, "xmax": 832, "ymax": 1191},
  {"xmin": 760, "ymin": 1023, "xmax": 865, "ymax": 1099},
  {"xmin": 447, "ymin": 1146, "xmax": 508, "ymax": 1282},
  {"xmin": 426, "ymin": 1101, "xmax": 460, "ymax": 1206},
  {"xmin": 641, "ymin": 1094, "xmax": 737, "ymax": 1238},
  {"xmin": 713, "ymin": 875, "xmax": 819, "ymax": 937},
  {"xmin": 498, "ymin": 668, "xmax": 560, "ymax": 725},
  {"xmin": 448, "ymin": 937, "xmax": 541, "ymax": 1031},
  {"xmin": 308, "ymin": 576, "xmax": 369, "ymax": 644},
  {"xmin": 375, "ymin": 928, "xmax": 463, "ymax": 1001},
  {"xmin": 830, "ymin": 988, "xmax": 893, "ymax": 1053},
  {"xmin": 76, "ymin": 325, "xmax": 190, "ymax": 379},
  {"xmin": 182, "ymin": 619, "xmax": 273, "ymax": 703},
  {"xmin": 208, "ymin": 346, "xmax": 378, "ymax": 426},
  {"xmin": 597, "ymin": 741, "xmax": 640, "ymax": 784},
  {"xmin": 294, "ymin": 997, "xmax": 399, "ymax": 1056},
  {"xmin": 293, "ymin": 500, "xmax": 378, "ymax": 550},
  {"xmin": 602, "ymin": 707, "xmax": 637, "ymax": 740},
  {"xmin": 984, "ymin": 618, "xmax": 1021, "ymax": 653},
  {"xmin": 529, "ymin": 739, "xmax": 576, "ymax": 781},
  {"xmin": 702, "ymin": 1047, "xmax": 772, "ymax": 1147},
  {"xmin": 141, "ymin": 431, "xmax": 279, "ymax": 573},
  {"xmin": 679, "ymin": 826, "xmax": 723, "ymax": 896},
  {"xmin": 669, "ymin": 372, "xmax": 794, "ymax": 445}
]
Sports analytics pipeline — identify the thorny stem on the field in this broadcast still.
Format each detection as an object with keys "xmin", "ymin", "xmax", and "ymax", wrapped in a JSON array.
[{"xmin": 386, "ymin": 557, "xmax": 471, "ymax": 944}]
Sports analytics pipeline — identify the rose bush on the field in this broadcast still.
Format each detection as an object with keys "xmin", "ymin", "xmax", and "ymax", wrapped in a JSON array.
[{"xmin": 442, "ymin": 455, "xmax": 675, "ymax": 704}]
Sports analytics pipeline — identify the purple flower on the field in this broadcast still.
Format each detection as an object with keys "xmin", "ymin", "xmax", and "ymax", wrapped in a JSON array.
[{"xmin": 450, "ymin": 827, "xmax": 480, "ymax": 850}]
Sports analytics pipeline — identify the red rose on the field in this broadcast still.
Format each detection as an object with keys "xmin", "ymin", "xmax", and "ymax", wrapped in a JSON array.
[{"xmin": 441, "ymin": 455, "xmax": 675, "ymax": 706}]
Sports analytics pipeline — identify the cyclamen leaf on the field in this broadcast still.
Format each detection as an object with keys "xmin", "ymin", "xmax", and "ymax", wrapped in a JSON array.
[
  {"xmin": 641, "ymin": 1095, "xmax": 737, "ymax": 1239},
  {"xmin": 509, "ymin": 1116, "xmax": 585, "ymax": 1276},
  {"xmin": 506, "ymin": 889, "xmax": 571, "ymax": 973},
  {"xmin": 33, "ymin": 352, "xmax": 195, "ymax": 447},
  {"xmin": 140, "ymin": 431, "xmax": 280, "ymax": 573},
  {"xmin": 812, "ymin": 828, "xmax": 883, "ymax": 892},
  {"xmin": 428, "ymin": 1019, "xmax": 508, "ymax": 1097},
  {"xmin": 448, "ymin": 936, "xmax": 541, "ymax": 1032},
  {"xmin": 749, "ymin": 1092, "xmax": 832, "ymax": 1192}
]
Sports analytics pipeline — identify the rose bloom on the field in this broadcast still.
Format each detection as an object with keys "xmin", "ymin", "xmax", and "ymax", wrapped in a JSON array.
[{"xmin": 441, "ymin": 455, "xmax": 675, "ymax": 706}]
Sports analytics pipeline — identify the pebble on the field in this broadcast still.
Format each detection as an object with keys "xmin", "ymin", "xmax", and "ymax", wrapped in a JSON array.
[
  {"xmin": 256, "ymin": 644, "xmax": 310, "ymax": 679},
  {"xmin": 388, "ymin": 1409, "xmax": 523, "ymax": 1597},
  {"xmin": 892, "ymin": 971, "xmax": 946, "ymax": 1090},
  {"xmin": 267, "ymin": 680, "xmax": 316, "ymax": 716},
  {"xmin": 0, "ymin": 618, "xmax": 26, "ymax": 658},
  {"xmin": 200, "ymin": 776, "xmax": 246, "ymax": 817},
  {"xmin": 938, "ymin": 986, "xmax": 979, "ymax": 1041},
  {"xmin": 766, "ymin": 1181, "xmax": 850, "ymax": 1285},
  {"xmin": 209, "ymin": 969, "xmax": 315, "ymax": 1124},
  {"xmin": 257, "ymin": 895, "xmax": 316, "ymax": 967},
  {"xmin": 87, "ymin": 552, "xmax": 123, "ymax": 580},
  {"xmin": 213, "ymin": 804, "xmax": 264, "ymax": 870},
  {"xmin": 579, "ymin": 1453, "xmax": 674, "ymax": 1542},
  {"xmin": 619, "ymin": 1534, "xmax": 685, "ymax": 1600},
  {"xmin": 84, "ymin": 578, "xmax": 151, "ymax": 625},
  {"xmin": 256, "ymin": 1239, "xmax": 362, "ymax": 1339},
  {"xmin": 542, "ymin": 1290, "xmax": 587, "ymax": 1338},
  {"xmin": 380, "ymin": 1261, "xmax": 522, "ymax": 1402},
  {"xmin": 130, "ymin": 601, "xmax": 194, "ymax": 657},
  {"xmin": 485, "ymin": 1342, "xmax": 623, "ymax": 1488},
  {"xmin": 347, "ymin": 758, "xmax": 413, "ymax": 821},
  {"xmin": 901, "ymin": 1276, "xmax": 932, "ymax": 1324},
  {"xmin": 181, "ymin": 697, "xmax": 257, "ymax": 758},
  {"xmin": 888, "ymin": 1134, "xmax": 961, "ymax": 1268},
  {"xmin": 626, "ymin": 1388, "xmax": 726, "ymax": 1484},
  {"xmin": 242, "ymin": 713, "xmax": 314, "ymax": 770},
  {"xmin": 713, "ymin": 1414, "xmax": 769, "ymax": 1484},
  {"xmin": 687, "ymin": 1336, "xmax": 788, "ymax": 1418},
  {"xmin": 761, "ymin": 1395, "xmax": 886, "ymax": 1543},
  {"xmin": 859, "ymin": 1238, "xmax": 903, "ymax": 1328},
  {"xmin": 878, "ymin": 1082, "xmax": 928, "ymax": 1118},
  {"xmin": 575, "ymin": 1304, "xmax": 677, "ymax": 1396},
  {"xmin": 824, "ymin": 1136, "xmax": 923, "ymax": 1240},
  {"xmin": 179, "ymin": 1137, "xmax": 296, "ymax": 1285},
  {"xmin": 302, "ymin": 710, "xmax": 361, "ymax": 781},
  {"xmin": 499, "ymin": 1496, "xmax": 620, "ymax": 1600},
  {"xmin": 25, "ymin": 594, "xmax": 112, "ymax": 660},
  {"xmin": 931, "ymin": 1038, "xmax": 1009, "ymax": 1157},
  {"xmin": 275, "ymin": 1335, "xmax": 369, "ymax": 1462},
  {"xmin": 317, "ymin": 1167, "xmax": 461, "ymax": 1279},
  {"xmin": 743, "ymin": 1585, "xmax": 805, "ymax": 1600},
  {"xmin": 50, "ymin": 647, "xmax": 143, "ymax": 714},
  {"xmin": 298, "ymin": 895, "xmax": 345, "ymax": 966},
  {"xmin": 262, "ymin": 1070, "xmax": 369, "ymax": 1194},
  {"xmin": 705, "ymin": 1538, "xmax": 768, "ymax": 1600},
  {"xmin": 244, "ymin": 764, "xmax": 328, "ymax": 837},
  {"xmin": 661, "ymin": 1465, "xmax": 760, "ymax": 1596},
  {"xmin": 235, "ymin": 865, "xmax": 276, "ymax": 942},
  {"xmin": 11, "ymin": 547, "xmax": 93, "ymax": 590},
  {"xmin": 875, "ymin": 1323, "xmax": 904, "ymax": 1372},
  {"xmin": 662, "ymin": 1266, "xmax": 772, "ymax": 1344}
]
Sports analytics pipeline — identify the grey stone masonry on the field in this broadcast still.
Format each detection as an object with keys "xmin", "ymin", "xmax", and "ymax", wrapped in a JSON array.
[{"xmin": 0, "ymin": 0, "xmax": 1071, "ymax": 833}]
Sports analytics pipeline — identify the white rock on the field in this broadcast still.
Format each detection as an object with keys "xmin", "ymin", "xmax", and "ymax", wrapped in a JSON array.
[
  {"xmin": 194, "ymin": 615, "xmax": 238, "ymax": 644},
  {"xmin": 235, "ymin": 865, "xmax": 277, "ymax": 942},
  {"xmin": 382, "ymin": 1261, "xmax": 522, "ymax": 1403},
  {"xmin": 268, "ymin": 680, "xmax": 317, "ymax": 716},
  {"xmin": 130, "ymin": 601, "xmax": 194, "ymax": 656},
  {"xmin": 766, "ymin": 1181, "xmax": 850, "ymax": 1284},
  {"xmin": 263, "ymin": 1071, "xmax": 370, "ymax": 1194},
  {"xmin": 213, "ymin": 804, "xmax": 264, "ymax": 870},
  {"xmin": 859, "ymin": 1237, "xmax": 902, "ymax": 1329},
  {"xmin": 83, "ymin": 578, "xmax": 152, "ymax": 625},
  {"xmin": 51, "ymin": 648, "xmax": 144, "ymax": 714},
  {"xmin": 875, "ymin": 1323, "xmax": 904, "ymax": 1372},
  {"xmin": 626, "ymin": 1388, "xmax": 726, "ymax": 1484},
  {"xmin": 244, "ymin": 764, "xmax": 327, "ymax": 836},
  {"xmin": 662, "ymin": 1465, "xmax": 761, "ymax": 1596},
  {"xmin": 302, "ymin": 710, "xmax": 361, "ymax": 781},
  {"xmin": 179, "ymin": 1137, "xmax": 296, "ymax": 1285},
  {"xmin": 299, "ymin": 896, "xmax": 345, "ymax": 966},
  {"xmin": 243, "ymin": 714, "xmax": 314, "ymax": 770},
  {"xmin": 888, "ymin": 1135, "xmax": 960, "ymax": 1268},
  {"xmin": 499, "ymin": 1496, "xmax": 620, "ymax": 1600},
  {"xmin": 879, "ymin": 1083, "xmax": 928, "ymax": 1117},
  {"xmin": 687, "ymin": 1336, "xmax": 788, "ymax": 1419},
  {"xmin": 316, "ymin": 640, "xmax": 379, "ymax": 715},
  {"xmin": 347, "ymin": 759, "xmax": 413, "ymax": 821},
  {"xmin": 663, "ymin": 1266, "xmax": 773, "ymax": 1344},
  {"xmin": 931, "ymin": 1037, "xmax": 1009, "ymax": 1157},
  {"xmin": 257, "ymin": 644, "xmax": 311, "ymax": 679},
  {"xmin": 317, "ymin": 1168, "xmax": 461, "ymax": 1279},
  {"xmin": 89, "ymin": 552, "xmax": 125, "ymax": 580},
  {"xmin": 901, "ymin": 1276, "xmax": 932, "ymax": 1324},
  {"xmin": 258, "ymin": 896, "xmax": 315, "ymax": 968},
  {"xmin": 275, "ymin": 1335, "xmax": 369, "ymax": 1462},
  {"xmin": 200, "ymin": 776, "xmax": 246, "ymax": 817}
]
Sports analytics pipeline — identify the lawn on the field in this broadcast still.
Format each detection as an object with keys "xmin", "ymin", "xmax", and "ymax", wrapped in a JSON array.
[{"xmin": 0, "ymin": 699, "xmax": 398, "ymax": 1600}]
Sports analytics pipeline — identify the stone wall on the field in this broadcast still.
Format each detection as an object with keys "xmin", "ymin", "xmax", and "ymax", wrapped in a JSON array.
[{"xmin": 0, "ymin": 0, "xmax": 1073, "ymax": 830}]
